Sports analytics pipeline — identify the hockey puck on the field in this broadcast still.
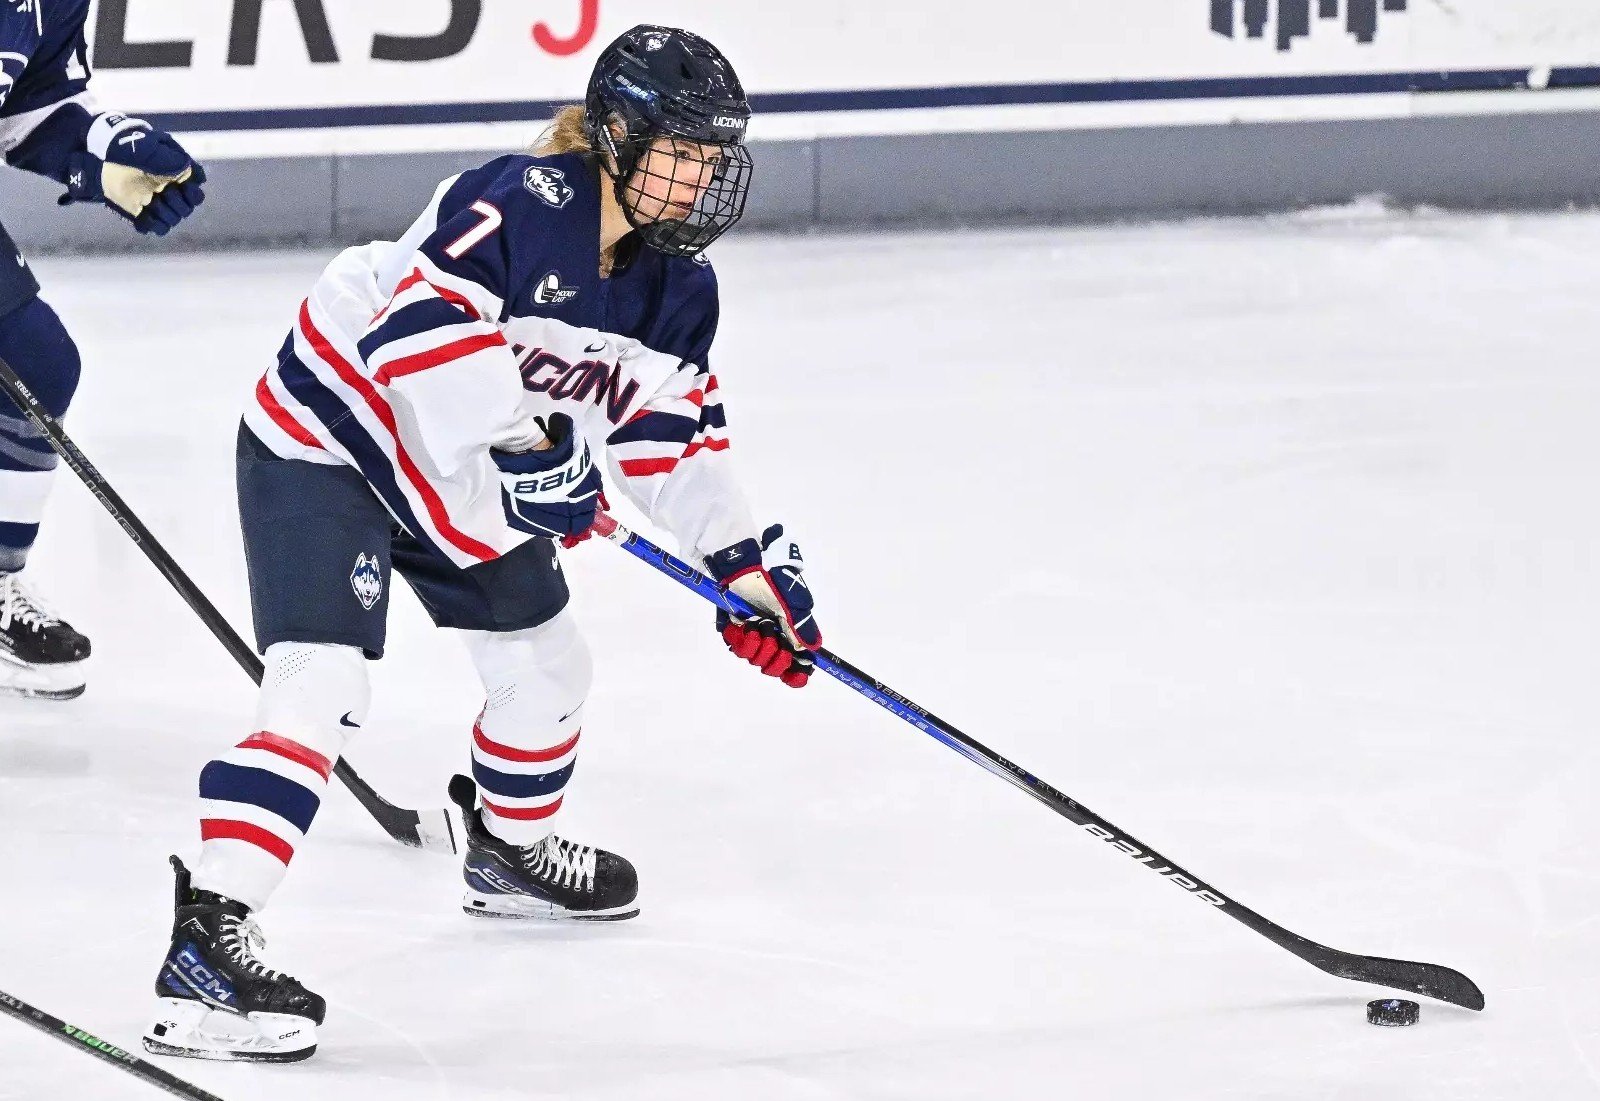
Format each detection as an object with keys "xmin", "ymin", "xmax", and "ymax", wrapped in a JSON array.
[{"xmin": 1366, "ymin": 999, "xmax": 1420, "ymax": 1026}]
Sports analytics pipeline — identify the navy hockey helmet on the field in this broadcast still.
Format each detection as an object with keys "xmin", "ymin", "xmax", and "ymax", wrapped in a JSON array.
[{"xmin": 584, "ymin": 25, "xmax": 753, "ymax": 257}]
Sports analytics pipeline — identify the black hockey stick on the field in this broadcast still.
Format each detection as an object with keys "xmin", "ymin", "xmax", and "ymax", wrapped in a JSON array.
[
  {"xmin": 592, "ymin": 513, "xmax": 1486, "ymax": 1011},
  {"xmin": 0, "ymin": 988, "xmax": 227, "ymax": 1100},
  {"xmin": 0, "ymin": 356, "xmax": 455, "ymax": 853}
]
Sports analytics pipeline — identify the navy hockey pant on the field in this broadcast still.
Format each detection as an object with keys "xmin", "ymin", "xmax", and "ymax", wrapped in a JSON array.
[{"xmin": 189, "ymin": 427, "xmax": 586, "ymax": 908}]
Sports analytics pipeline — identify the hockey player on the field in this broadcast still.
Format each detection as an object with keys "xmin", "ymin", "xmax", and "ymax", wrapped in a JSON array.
[
  {"xmin": 0, "ymin": 0, "xmax": 207, "ymax": 699},
  {"xmin": 144, "ymin": 25, "xmax": 821, "ymax": 1062}
]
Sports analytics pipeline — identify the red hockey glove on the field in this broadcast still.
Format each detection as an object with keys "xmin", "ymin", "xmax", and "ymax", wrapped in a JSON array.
[{"xmin": 705, "ymin": 525, "xmax": 822, "ymax": 688}]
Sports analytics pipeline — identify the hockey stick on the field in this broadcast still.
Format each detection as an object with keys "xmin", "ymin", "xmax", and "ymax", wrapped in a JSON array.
[
  {"xmin": 0, "ymin": 988, "xmax": 227, "ymax": 1100},
  {"xmin": 591, "ymin": 512, "xmax": 1486, "ymax": 1011},
  {"xmin": 0, "ymin": 357, "xmax": 455, "ymax": 854}
]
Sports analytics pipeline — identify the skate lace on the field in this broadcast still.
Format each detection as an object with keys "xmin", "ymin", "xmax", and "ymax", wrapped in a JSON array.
[
  {"xmin": 523, "ymin": 834, "xmax": 597, "ymax": 893},
  {"xmin": 217, "ymin": 914, "xmax": 284, "ymax": 981},
  {"xmin": 0, "ymin": 574, "xmax": 62, "ymax": 633}
]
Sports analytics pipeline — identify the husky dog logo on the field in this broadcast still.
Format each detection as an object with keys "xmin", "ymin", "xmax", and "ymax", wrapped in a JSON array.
[
  {"xmin": 350, "ymin": 553, "xmax": 383, "ymax": 610},
  {"xmin": 524, "ymin": 166, "xmax": 574, "ymax": 208},
  {"xmin": 532, "ymin": 271, "xmax": 579, "ymax": 306}
]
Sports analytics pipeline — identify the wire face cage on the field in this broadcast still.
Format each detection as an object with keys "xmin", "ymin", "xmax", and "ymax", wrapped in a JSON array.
[{"xmin": 618, "ymin": 135, "xmax": 753, "ymax": 258}]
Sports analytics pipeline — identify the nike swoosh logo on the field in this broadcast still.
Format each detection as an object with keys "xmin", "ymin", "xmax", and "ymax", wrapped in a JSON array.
[
  {"xmin": 339, "ymin": 712, "xmax": 361, "ymax": 728},
  {"xmin": 584, "ymin": 342, "xmax": 606, "ymax": 353},
  {"xmin": 557, "ymin": 701, "xmax": 585, "ymax": 723}
]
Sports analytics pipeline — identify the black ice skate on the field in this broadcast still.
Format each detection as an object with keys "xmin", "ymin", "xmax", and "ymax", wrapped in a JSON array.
[
  {"xmin": 449, "ymin": 775, "xmax": 640, "ymax": 921},
  {"xmin": 142, "ymin": 856, "xmax": 324, "ymax": 1063},
  {"xmin": 0, "ymin": 571, "xmax": 90, "ymax": 700}
]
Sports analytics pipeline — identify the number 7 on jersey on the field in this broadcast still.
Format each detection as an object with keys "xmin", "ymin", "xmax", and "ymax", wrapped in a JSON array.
[{"xmin": 443, "ymin": 200, "xmax": 503, "ymax": 260}]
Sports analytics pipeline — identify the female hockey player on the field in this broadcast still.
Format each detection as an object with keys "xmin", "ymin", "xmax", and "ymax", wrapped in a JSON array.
[
  {"xmin": 143, "ymin": 25, "xmax": 822, "ymax": 1063},
  {"xmin": 0, "ymin": 0, "xmax": 206, "ymax": 699}
]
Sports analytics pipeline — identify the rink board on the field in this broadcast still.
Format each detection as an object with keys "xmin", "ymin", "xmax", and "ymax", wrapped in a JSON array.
[
  {"xmin": 7, "ymin": 107, "xmax": 1600, "ymax": 252},
  {"xmin": 6, "ymin": 1, "xmax": 1600, "ymax": 246},
  {"xmin": 9, "ymin": 104, "xmax": 1600, "ymax": 252}
]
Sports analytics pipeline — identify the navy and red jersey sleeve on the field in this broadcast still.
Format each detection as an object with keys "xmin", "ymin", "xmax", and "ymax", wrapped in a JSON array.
[
  {"xmin": 363, "ymin": 154, "xmax": 582, "ymax": 341},
  {"xmin": 351, "ymin": 158, "xmax": 575, "ymax": 477},
  {"xmin": 604, "ymin": 263, "xmax": 759, "ymax": 559}
]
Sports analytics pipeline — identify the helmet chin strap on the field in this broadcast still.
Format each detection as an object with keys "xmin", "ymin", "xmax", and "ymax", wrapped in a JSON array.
[
  {"xmin": 604, "ymin": 144, "xmax": 694, "ymax": 249},
  {"xmin": 596, "ymin": 133, "xmax": 654, "ymax": 238},
  {"xmin": 616, "ymin": 179, "xmax": 655, "ymax": 236}
]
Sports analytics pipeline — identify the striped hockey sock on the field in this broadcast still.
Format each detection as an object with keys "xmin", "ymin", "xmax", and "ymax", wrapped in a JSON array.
[
  {"xmin": 0, "ymin": 298, "xmax": 81, "ymax": 572},
  {"xmin": 196, "ymin": 731, "xmax": 333, "ymax": 910},
  {"xmin": 465, "ymin": 614, "xmax": 592, "ymax": 846},
  {"xmin": 472, "ymin": 713, "xmax": 581, "ymax": 844},
  {"xmin": 192, "ymin": 643, "xmax": 368, "ymax": 910}
]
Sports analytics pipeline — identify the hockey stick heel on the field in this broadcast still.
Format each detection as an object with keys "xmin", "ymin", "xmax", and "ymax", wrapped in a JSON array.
[{"xmin": 0, "ymin": 356, "xmax": 454, "ymax": 854}]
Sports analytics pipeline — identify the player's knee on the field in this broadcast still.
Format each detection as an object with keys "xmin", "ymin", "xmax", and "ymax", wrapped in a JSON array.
[
  {"xmin": 468, "ymin": 610, "xmax": 593, "ymax": 728},
  {"xmin": 254, "ymin": 642, "xmax": 370, "ymax": 757},
  {"xmin": 0, "ymin": 297, "xmax": 82, "ymax": 416}
]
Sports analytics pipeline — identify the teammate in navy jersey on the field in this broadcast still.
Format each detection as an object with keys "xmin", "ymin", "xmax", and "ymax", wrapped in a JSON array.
[
  {"xmin": 0, "ymin": 0, "xmax": 206, "ymax": 699},
  {"xmin": 144, "ymin": 26, "xmax": 822, "ymax": 1062}
]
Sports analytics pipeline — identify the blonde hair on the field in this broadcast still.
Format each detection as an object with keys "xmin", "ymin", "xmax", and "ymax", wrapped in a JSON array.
[{"xmin": 533, "ymin": 105, "xmax": 593, "ymax": 156}]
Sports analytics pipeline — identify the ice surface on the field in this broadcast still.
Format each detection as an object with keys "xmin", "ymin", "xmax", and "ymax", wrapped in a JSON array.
[{"xmin": 3, "ymin": 206, "xmax": 1598, "ymax": 1098}]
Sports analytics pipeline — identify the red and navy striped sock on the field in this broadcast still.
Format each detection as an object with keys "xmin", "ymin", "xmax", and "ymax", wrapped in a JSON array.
[
  {"xmin": 194, "ymin": 730, "xmax": 334, "ymax": 910},
  {"xmin": 471, "ymin": 710, "xmax": 581, "ymax": 845}
]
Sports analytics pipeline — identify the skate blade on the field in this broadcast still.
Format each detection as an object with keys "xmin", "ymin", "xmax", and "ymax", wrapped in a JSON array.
[
  {"xmin": 0, "ymin": 681, "xmax": 84, "ymax": 701},
  {"xmin": 461, "ymin": 890, "xmax": 640, "ymax": 922},
  {"xmin": 0, "ymin": 652, "xmax": 86, "ymax": 700},
  {"xmin": 142, "ymin": 998, "xmax": 317, "ymax": 1063}
]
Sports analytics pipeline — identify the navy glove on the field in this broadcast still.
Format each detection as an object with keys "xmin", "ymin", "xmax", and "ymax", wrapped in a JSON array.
[
  {"xmin": 493, "ymin": 413, "xmax": 602, "ymax": 540},
  {"xmin": 61, "ymin": 113, "xmax": 207, "ymax": 236},
  {"xmin": 706, "ymin": 524, "xmax": 823, "ymax": 688}
]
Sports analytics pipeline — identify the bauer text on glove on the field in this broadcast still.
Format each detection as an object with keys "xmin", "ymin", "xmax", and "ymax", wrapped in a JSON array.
[{"xmin": 493, "ymin": 413, "xmax": 602, "ymax": 541}]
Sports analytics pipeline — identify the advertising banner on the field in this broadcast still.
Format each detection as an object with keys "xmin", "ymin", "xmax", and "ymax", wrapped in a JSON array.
[{"xmin": 81, "ymin": 1, "xmax": 1600, "ymax": 157}]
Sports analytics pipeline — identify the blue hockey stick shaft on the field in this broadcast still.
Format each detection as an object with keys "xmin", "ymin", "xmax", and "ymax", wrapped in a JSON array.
[
  {"xmin": 589, "ymin": 514, "xmax": 1003, "ymax": 775},
  {"xmin": 589, "ymin": 512, "xmax": 1485, "ymax": 1011}
]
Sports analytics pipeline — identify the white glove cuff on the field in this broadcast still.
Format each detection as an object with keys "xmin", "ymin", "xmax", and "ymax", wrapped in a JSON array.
[{"xmin": 86, "ymin": 112, "xmax": 150, "ymax": 160}]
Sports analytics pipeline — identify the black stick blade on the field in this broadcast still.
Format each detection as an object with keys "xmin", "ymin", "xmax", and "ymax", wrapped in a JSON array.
[
  {"xmin": 1311, "ymin": 949, "xmax": 1485, "ymax": 1010},
  {"xmin": 332, "ymin": 761, "xmax": 457, "ymax": 854}
]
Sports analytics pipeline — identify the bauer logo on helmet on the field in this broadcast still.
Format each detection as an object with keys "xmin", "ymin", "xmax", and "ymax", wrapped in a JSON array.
[{"xmin": 613, "ymin": 74, "xmax": 656, "ymax": 104}]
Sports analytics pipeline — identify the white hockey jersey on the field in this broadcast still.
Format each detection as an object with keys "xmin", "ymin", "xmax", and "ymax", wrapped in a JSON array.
[{"xmin": 243, "ymin": 151, "xmax": 757, "ymax": 569}]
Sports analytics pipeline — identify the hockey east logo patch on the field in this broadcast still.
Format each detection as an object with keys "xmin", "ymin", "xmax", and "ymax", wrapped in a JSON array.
[
  {"xmin": 524, "ymin": 166, "xmax": 574, "ymax": 208},
  {"xmin": 532, "ymin": 271, "xmax": 579, "ymax": 306},
  {"xmin": 350, "ymin": 553, "xmax": 383, "ymax": 610}
]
